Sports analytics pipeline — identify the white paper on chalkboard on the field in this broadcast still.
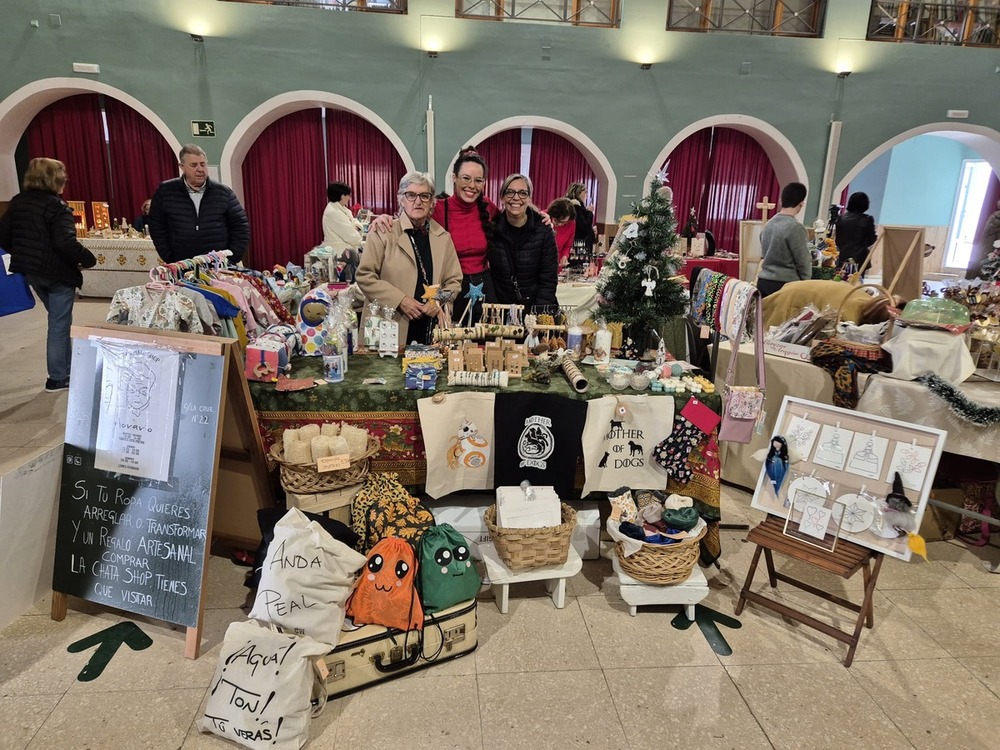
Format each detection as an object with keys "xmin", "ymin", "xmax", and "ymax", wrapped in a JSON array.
[{"xmin": 94, "ymin": 341, "xmax": 180, "ymax": 482}]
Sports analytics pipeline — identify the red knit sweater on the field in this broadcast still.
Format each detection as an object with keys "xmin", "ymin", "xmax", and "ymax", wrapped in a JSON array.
[{"xmin": 432, "ymin": 194, "xmax": 498, "ymax": 275}]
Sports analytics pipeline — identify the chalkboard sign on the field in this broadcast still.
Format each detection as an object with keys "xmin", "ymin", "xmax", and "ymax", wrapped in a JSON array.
[{"xmin": 51, "ymin": 324, "xmax": 272, "ymax": 658}]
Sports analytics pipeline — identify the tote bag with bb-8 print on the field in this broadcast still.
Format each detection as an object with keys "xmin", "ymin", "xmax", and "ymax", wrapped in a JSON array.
[{"xmin": 417, "ymin": 392, "xmax": 495, "ymax": 499}]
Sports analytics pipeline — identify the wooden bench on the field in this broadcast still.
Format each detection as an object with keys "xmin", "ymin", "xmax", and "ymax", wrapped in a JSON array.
[{"xmin": 735, "ymin": 515, "xmax": 883, "ymax": 667}]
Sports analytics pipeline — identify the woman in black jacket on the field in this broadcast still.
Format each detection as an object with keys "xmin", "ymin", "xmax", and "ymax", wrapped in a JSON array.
[
  {"xmin": 488, "ymin": 174, "xmax": 558, "ymax": 312},
  {"xmin": 567, "ymin": 182, "xmax": 596, "ymax": 256},
  {"xmin": 0, "ymin": 158, "xmax": 96, "ymax": 391},
  {"xmin": 835, "ymin": 192, "xmax": 878, "ymax": 275}
]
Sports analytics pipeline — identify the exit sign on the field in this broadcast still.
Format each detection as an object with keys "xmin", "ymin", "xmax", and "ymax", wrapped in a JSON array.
[{"xmin": 190, "ymin": 120, "xmax": 216, "ymax": 137}]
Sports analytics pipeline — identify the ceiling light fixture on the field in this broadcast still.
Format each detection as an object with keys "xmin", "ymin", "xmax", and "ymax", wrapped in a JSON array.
[
  {"xmin": 427, "ymin": 50, "xmax": 439, "ymax": 59},
  {"xmin": 639, "ymin": 63, "xmax": 652, "ymax": 70},
  {"xmin": 190, "ymin": 33, "xmax": 204, "ymax": 43},
  {"xmin": 836, "ymin": 70, "xmax": 851, "ymax": 79}
]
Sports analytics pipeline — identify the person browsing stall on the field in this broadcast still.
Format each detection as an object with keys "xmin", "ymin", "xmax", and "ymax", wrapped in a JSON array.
[
  {"xmin": 133, "ymin": 198, "xmax": 151, "ymax": 233},
  {"xmin": 566, "ymin": 182, "xmax": 596, "ymax": 256},
  {"xmin": 356, "ymin": 172, "xmax": 462, "ymax": 345},
  {"xmin": 0, "ymin": 158, "xmax": 97, "ymax": 392},
  {"xmin": 835, "ymin": 191, "xmax": 878, "ymax": 275},
  {"xmin": 147, "ymin": 144, "xmax": 250, "ymax": 263},
  {"xmin": 322, "ymin": 181, "xmax": 363, "ymax": 282},
  {"xmin": 756, "ymin": 181, "xmax": 811, "ymax": 298},
  {"xmin": 547, "ymin": 197, "xmax": 576, "ymax": 269},
  {"xmin": 488, "ymin": 174, "xmax": 558, "ymax": 312}
]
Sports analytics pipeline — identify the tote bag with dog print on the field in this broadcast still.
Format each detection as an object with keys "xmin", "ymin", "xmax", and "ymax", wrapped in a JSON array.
[{"xmin": 581, "ymin": 394, "xmax": 675, "ymax": 495}]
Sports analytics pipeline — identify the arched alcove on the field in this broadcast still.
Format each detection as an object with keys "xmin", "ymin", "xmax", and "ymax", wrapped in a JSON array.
[
  {"xmin": 0, "ymin": 78, "xmax": 181, "ymax": 199},
  {"xmin": 459, "ymin": 117, "xmax": 617, "ymax": 225},
  {"xmin": 220, "ymin": 91, "xmax": 414, "ymax": 203}
]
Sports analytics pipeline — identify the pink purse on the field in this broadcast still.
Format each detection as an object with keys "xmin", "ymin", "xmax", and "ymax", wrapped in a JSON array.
[{"xmin": 719, "ymin": 288, "xmax": 765, "ymax": 444}]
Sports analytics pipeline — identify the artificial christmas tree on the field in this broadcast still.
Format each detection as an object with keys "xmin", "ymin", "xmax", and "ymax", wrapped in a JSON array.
[{"xmin": 596, "ymin": 179, "xmax": 686, "ymax": 355}]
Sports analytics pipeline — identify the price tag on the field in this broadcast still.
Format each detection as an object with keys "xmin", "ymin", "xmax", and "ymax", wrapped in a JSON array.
[
  {"xmin": 313, "ymin": 657, "xmax": 329, "ymax": 680},
  {"xmin": 316, "ymin": 454, "xmax": 351, "ymax": 473},
  {"xmin": 699, "ymin": 324, "xmax": 710, "ymax": 339}
]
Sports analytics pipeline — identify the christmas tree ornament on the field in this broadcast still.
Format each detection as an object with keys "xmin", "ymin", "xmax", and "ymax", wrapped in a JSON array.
[
  {"xmin": 617, "ymin": 255, "xmax": 630, "ymax": 270},
  {"xmin": 641, "ymin": 265, "xmax": 659, "ymax": 297}
]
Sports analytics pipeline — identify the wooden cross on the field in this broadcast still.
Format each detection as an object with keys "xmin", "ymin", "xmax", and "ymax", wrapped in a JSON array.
[{"xmin": 756, "ymin": 196, "xmax": 776, "ymax": 224}]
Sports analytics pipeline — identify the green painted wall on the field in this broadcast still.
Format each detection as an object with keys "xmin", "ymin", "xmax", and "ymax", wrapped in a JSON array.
[
  {"xmin": 881, "ymin": 136, "xmax": 979, "ymax": 225},
  {"xmin": 1, "ymin": 0, "xmax": 997, "ymax": 221}
]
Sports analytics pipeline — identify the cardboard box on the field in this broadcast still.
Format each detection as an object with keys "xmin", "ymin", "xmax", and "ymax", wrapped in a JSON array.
[
  {"xmin": 429, "ymin": 496, "xmax": 601, "ymax": 560},
  {"xmin": 921, "ymin": 487, "xmax": 964, "ymax": 542},
  {"xmin": 286, "ymin": 483, "xmax": 363, "ymax": 525}
]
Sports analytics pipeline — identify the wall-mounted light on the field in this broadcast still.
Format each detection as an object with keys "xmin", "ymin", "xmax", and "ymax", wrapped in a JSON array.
[
  {"xmin": 639, "ymin": 62, "xmax": 652, "ymax": 71},
  {"xmin": 836, "ymin": 70, "xmax": 851, "ymax": 79},
  {"xmin": 427, "ymin": 50, "xmax": 439, "ymax": 59},
  {"xmin": 190, "ymin": 33, "xmax": 204, "ymax": 43}
]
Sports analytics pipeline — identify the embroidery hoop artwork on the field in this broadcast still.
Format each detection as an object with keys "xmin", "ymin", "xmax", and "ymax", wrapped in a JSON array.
[
  {"xmin": 813, "ymin": 424, "xmax": 854, "ymax": 471},
  {"xmin": 836, "ymin": 493, "xmax": 876, "ymax": 533},
  {"xmin": 885, "ymin": 441, "xmax": 933, "ymax": 491},
  {"xmin": 784, "ymin": 415, "xmax": 820, "ymax": 459},
  {"xmin": 846, "ymin": 432, "xmax": 889, "ymax": 480}
]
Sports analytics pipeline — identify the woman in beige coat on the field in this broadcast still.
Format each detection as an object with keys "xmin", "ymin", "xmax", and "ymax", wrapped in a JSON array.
[{"xmin": 357, "ymin": 172, "xmax": 462, "ymax": 345}]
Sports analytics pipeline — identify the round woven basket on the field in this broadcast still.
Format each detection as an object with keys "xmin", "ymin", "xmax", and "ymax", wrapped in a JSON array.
[
  {"xmin": 615, "ymin": 525, "xmax": 706, "ymax": 585},
  {"xmin": 268, "ymin": 435, "xmax": 380, "ymax": 494},
  {"xmin": 484, "ymin": 502, "xmax": 576, "ymax": 572}
]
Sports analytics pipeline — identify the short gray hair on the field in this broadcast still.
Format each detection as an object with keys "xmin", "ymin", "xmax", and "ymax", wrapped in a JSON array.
[
  {"xmin": 501, "ymin": 173, "xmax": 533, "ymax": 196},
  {"xmin": 398, "ymin": 171, "xmax": 435, "ymax": 195},
  {"xmin": 179, "ymin": 144, "xmax": 206, "ymax": 162}
]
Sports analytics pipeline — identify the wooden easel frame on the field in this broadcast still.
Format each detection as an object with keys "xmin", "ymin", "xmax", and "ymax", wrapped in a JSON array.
[
  {"xmin": 51, "ymin": 324, "xmax": 274, "ymax": 659},
  {"xmin": 855, "ymin": 226, "xmax": 924, "ymax": 299}
]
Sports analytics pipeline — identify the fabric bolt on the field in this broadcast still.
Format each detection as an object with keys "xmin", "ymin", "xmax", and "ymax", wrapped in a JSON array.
[
  {"xmin": 493, "ymin": 391, "xmax": 587, "ymax": 500},
  {"xmin": 24, "ymin": 275, "xmax": 75, "ymax": 381}
]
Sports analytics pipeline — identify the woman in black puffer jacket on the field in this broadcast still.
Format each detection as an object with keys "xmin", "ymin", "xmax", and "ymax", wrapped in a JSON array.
[
  {"xmin": 488, "ymin": 174, "xmax": 558, "ymax": 312},
  {"xmin": 0, "ymin": 158, "xmax": 96, "ymax": 391}
]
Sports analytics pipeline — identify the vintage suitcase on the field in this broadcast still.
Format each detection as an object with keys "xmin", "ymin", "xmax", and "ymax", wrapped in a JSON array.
[{"xmin": 323, "ymin": 598, "xmax": 477, "ymax": 698}]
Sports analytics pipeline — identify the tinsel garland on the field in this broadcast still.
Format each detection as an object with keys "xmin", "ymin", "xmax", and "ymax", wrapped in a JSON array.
[{"xmin": 915, "ymin": 372, "xmax": 1000, "ymax": 426}]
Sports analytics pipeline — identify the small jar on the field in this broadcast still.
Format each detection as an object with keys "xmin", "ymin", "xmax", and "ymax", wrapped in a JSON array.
[
  {"xmin": 630, "ymin": 373, "xmax": 650, "ymax": 390},
  {"xmin": 609, "ymin": 372, "xmax": 630, "ymax": 391}
]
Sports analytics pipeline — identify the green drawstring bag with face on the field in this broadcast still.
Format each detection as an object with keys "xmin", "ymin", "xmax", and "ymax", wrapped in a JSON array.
[{"xmin": 418, "ymin": 524, "xmax": 481, "ymax": 613}]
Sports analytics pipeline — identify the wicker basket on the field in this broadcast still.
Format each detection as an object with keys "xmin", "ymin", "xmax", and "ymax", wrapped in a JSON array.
[
  {"xmin": 268, "ymin": 435, "xmax": 380, "ymax": 494},
  {"xmin": 484, "ymin": 502, "xmax": 576, "ymax": 572},
  {"xmin": 829, "ymin": 283, "xmax": 895, "ymax": 360},
  {"xmin": 615, "ymin": 525, "xmax": 706, "ymax": 585}
]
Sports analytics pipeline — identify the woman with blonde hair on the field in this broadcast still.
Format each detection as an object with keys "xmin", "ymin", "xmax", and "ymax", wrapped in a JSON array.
[{"xmin": 0, "ymin": 157, "xmax": 96, "ymax": 391}]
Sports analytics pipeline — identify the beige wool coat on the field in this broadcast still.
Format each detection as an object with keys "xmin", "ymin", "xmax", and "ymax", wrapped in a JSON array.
[{"xmin": 357, "ymin": 213, "xmax": 462, "ymax": 344}]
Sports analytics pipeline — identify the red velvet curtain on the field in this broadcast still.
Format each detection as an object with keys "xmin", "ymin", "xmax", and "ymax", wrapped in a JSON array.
[
  {"xmin": 704, "ymin": 128, "xmax": 780, "ymax": 253},
  {"xmin": 664, "ymin": 129, "xmax": 713, "ymax": 235},
  {"xmin": 476, "ymin": 129, "xmax": 521, "ymax": 206},
  {"xmin": 242, "ymin": 109, "xmax": 326, "ymax": 271},
  {"xmin": 103, "ymin": 97, "xmax": 177, "ymax": 221},
  {"xmin": 26, "ymin": 94, "xmax": 110, "ymax": 210},
  {"xmin": 527, "ymin": 129, "xmax": 599, "ymax": 215},
  {"xmin": 662, "ymin": 127, "xmax": 779, "ymax": 252},
  {"xmin": 325, "ymin": 109, "xmax": 405, "ymax": 216}
]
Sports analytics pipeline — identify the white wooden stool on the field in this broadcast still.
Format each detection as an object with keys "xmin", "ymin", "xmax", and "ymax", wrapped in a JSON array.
[
  {"xmin": 480, "ymin": 543, "xmax": 583, "ymax": 614},
  {"xmin": 611, "ymin": 556, "xmax": 709, "ymax": 619}
]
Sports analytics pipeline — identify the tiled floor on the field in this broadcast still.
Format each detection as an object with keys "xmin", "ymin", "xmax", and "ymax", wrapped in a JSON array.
[{"xmin": 4, "ymin": 299, "xmax": 1000, "ymax": 749}]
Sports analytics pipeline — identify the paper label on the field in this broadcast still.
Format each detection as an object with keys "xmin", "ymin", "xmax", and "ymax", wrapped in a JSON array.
[
  {"xmin": 1, "ymin": 253, "xmax": 11, "ymax": 275},
  {"xmin": 313, "ymin": 657, "xmax": 330, "ymax": 680},
  {"xmin": 317, "ymin": 454, "xmax": 351, "ymax": 472},
  {"xmin": 699, "ymin": 324, "xmax": 710, "ymax": 339}
]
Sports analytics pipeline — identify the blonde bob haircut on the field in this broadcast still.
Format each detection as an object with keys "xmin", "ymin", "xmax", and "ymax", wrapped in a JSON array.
[{"xmin": 23, "ymin": 157, "xmax": 67, "ymax": 193}]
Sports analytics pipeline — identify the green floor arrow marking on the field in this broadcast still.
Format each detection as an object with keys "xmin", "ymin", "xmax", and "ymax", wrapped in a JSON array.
[
  {"xmin": 671, "ymin": 604, "xmax": 742, "ymax": 656},
  {"xmin": 67, "ymin": 622, "xmax": 153, "ymax": 681}
]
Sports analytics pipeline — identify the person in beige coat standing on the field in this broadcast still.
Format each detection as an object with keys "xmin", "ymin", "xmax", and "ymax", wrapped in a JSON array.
[{"xmin": 357, "ymin": 172, "xmax": 462, "ymax": 345}]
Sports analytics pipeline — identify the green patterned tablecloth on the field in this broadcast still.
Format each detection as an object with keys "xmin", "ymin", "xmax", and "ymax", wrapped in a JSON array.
[{"xmin": 249, "ymin": 353, "xmax": 720, "ymax": 415}]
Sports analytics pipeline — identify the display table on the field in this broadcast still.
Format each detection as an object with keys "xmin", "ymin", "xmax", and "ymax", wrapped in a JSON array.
[
  {"xmin": 611, "ymin": 555, "xmax": 708, "ymax": 619},
  {"xmin": 680, "ymin": 258, "xmax": 740, "ymax": 282},
  {"xmin": 80, "ymin": 238, "xmax": 162, "ymax": 298},
  {"xmin": 481, "ymin": 542, "xmax": 582, "ymax": 614},
  {"xmin": 250, "ymin": 353, "xmax": 720, "ymax": 487},
  {"xmin": 715, "ymin": 341, "xmax": 834, "ymax": 489},
  {"xmin": 857, "ymin": 374, "xmax": 1000, "ymax": 462}
]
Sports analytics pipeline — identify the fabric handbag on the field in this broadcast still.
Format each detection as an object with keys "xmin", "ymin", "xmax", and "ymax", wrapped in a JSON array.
[
  {"xmin": 346, "ymin": 536, "xmax": 424, "ymax": 632},
  {"xmin": 417, "ymin": 391, "xmax": 495, "ymax": 498},
  {"xmin": 0, "ymin": 251, "xmax": 35, "ymax": 317},
  {"xmin": 719, "ymin": 287, "xmax": 765, "ymax": 444},
  {"xmin": 248, "ymin": 508, "xmax": 367, "ymax": 647},
  {"xmin": 580, "ymin": 394, "xmax": 675, "ymax": 495},
  {"xmin": 417, "ymin": 524, "xmax": 481, "ymax": 613},
  {"xmin": 199, "ymin": 620, "xmax": 328, "ymax": 750}
]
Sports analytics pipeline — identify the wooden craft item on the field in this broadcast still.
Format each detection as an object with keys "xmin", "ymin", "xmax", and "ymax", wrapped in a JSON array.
[
  {"xmin": 485, "ymin": 348, "xmax": 504, "ymax": 372},
  {"xmin": 505, "ymin": 351, "xmax": 523, "ymax": 376},
  {"xmin": 466, "ymin": 348, "xmax": 485, "ymax": 372},
  {"xmin": 91, "ymin": 201, "xmax": 110, "ymax": 231}
]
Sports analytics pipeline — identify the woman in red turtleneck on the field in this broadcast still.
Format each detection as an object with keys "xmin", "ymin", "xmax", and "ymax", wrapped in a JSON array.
[{"xmin": 432, "ymin": 147, "xmax": 498, "ymax": 324}]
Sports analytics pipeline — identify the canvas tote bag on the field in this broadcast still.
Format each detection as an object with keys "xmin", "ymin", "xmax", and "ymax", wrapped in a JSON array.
[
  {"xmin": 417, "ymin": 391, "xmax": 496, "ymax": 498},
  {"xmin": 581, "ymin": 394, "xmax": 675, "ymax": 495}
]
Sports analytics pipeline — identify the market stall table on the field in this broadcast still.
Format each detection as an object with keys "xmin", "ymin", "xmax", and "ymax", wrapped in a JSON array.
[
  {"xmin": 80, "ymin": 237, "xmax": 162, "ymax": 297},
  {"xmin": 715, "ymin": 341, "xmax": 834, "ymax": 489}
]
